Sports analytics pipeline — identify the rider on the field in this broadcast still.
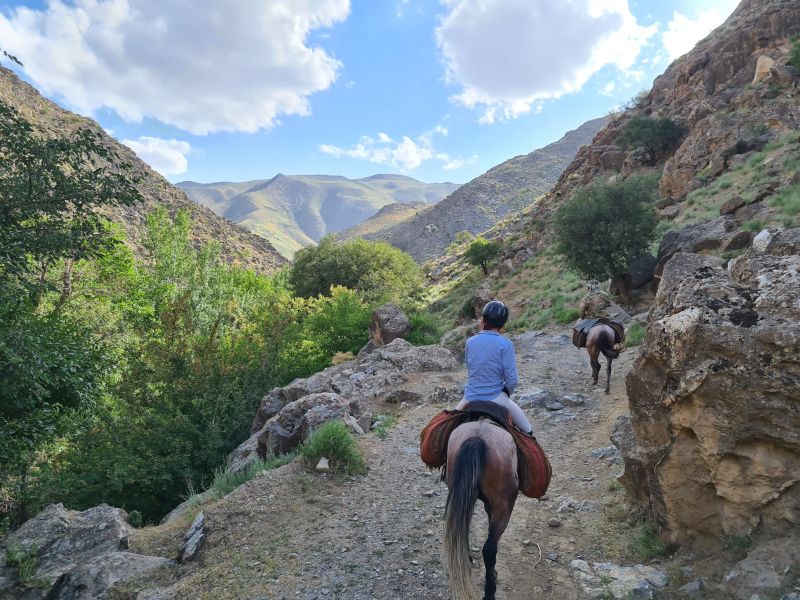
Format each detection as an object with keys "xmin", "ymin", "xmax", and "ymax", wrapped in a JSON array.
[{"xmin": 456, "ymin": 300, "xmax": 534, "ymax": 435}]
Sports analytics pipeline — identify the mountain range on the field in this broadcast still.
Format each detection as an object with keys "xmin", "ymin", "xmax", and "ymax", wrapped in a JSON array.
[{"xmin": 178, "ymin": 175, "xmax": 459, "ymax": 257}]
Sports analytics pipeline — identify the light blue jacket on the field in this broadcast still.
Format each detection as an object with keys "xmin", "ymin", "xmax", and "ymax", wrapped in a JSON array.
[{"xmin": 463, "ymin": 330, "xmax": 518, "ymax": 401}]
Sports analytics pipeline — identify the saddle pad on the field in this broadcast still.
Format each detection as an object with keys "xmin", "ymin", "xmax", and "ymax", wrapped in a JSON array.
[{"xmin": 420, "ymin": 410, "xmax": 552, "ymax": 499}]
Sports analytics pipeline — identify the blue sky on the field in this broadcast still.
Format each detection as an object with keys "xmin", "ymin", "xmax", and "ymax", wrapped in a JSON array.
[{"xmin": 0, "ymin": 0, "xmax": 739, "ymax": 184}]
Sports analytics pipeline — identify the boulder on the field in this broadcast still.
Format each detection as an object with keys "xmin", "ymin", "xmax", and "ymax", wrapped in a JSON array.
[
  {"xmin": 719, "ymin": 195, "xmax": 746, "ymax": 216},
  {"xmin": 515, "ymin": 388, "xmax": 558, "ymax": 409},
  {"xmin": 571, "ymin": 560, "xmax": 668, "ymax": 599},
  {"xmin": 258, "ymin": 393, "xmax": 350, "ymax": 457},
  {"xmin": 655, "ymin": 217, "xmax": 733, "ymax": 277},
  {"xmin": 368, "ymin": 303, "xmax": 410, "ymax": 347},
  {"xmin": 471, "ymin": 287, "xmax": 494, "ymax": 319},
  {"xmin": 0, "ymin": 504, "xmax": 174, "ymax": 599},
  {"xmin": 621, "ymin": 237, "xmax": 800, "ymax": 550},
  {"xmin": 178, "ymin": 512, "xmax": 205, "ymax": 563},
  {"xmin": 629, "ymin": 255, "xmax": 657, "ymax": 290},
  {"xmin": 752, "ymin": 54, "xmax": 776, "ymax": 84},
  {"xmin": 721, "ymin": 537, "xmax": 800, "ymax": 600}
]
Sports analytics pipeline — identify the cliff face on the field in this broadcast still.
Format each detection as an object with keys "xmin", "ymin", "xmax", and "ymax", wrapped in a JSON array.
[{"xmin": 0, "ymin": 68, "xmax": 286, "ymax": 273}]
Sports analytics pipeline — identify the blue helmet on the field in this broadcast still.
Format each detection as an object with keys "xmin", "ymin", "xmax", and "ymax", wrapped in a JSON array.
[{"xmin": 482, "ymin": 300, "xmax": 509, "ymax": 328}]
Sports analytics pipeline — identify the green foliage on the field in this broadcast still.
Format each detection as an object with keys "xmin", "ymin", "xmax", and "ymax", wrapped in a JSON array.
[
  {"xmin": 406, "ymin": 311, "xmax": 443, "ymax": 346},
  {"xmin": 447, "ymin": 230, "xmax": 474, "ymax": 253},
  {"xmin": 615, "ymin": 115, "xmax": 683, "ymax": 164},
  {"xmin": 553, "ymin": 175, "xmax": 659, "ymax": 283},
  {"xmin": 723, "ymin": 533, "xmax": 753, "ymax": 551},
  {"xmin": 625, "ymin": 322, "xmax": 646, "ymax": 347},
  {"xmin": 788, "ymin": 37, "xmax": 800, "ymax": 69},
  {"xmin": 0, "ymin": 102, "xmax": 141, "ymax": 289},
  {"xmin": 127, "ymin": 510, "xmax": 143, "ymax": 528},
  {"xmin": 770, "ymin": 183, "xmax": 800, "ymax": 218},
  {"xmin": 742, "ymin": 218, "xmax": 764, "ymax": 232},
  {"xmin": 300, "ymin": 421, "xmax": 366, "ymax": 474},
  {"xmin": 464, "ymin": 236, "xmax": 502, "ymax": 275},
  {"xmin": 5, "ymin": 543, "xmax": 39, "ymax": 585},
  {"xmin": 290, "ymin": 235, "xmax": 424, "ymax": 306},
  {"xmin": 210, "ymin": 453, "xmax": 296, "ymax": 497},
  {"xmin": 629, "ymin": 522, "xmax": 669, "ymax": 559}
]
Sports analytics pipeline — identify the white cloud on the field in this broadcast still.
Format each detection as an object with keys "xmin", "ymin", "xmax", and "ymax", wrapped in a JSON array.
[
  {"xmin": 320, "ymin": 127, "xmax": 476, "ymax": 171},
  {"xmin": 0, "ymin": 0, "xmax": 350, "ymax": 134},
  {"xmin": 661, "ymin": 6, "xmax": 736, "ymax": 61},
  {"xmin": 436, "ymin": 0, "xmax": 656, "ymax": 123},
  {"xmin": 122, "ymin": 136, "xmax": 191, "ymax": 176}
]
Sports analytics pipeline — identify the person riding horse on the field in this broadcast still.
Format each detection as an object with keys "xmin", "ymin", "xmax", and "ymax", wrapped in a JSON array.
[{"xmin": 455, "ymin": 300, "xmax": 533, "ymax": 435}]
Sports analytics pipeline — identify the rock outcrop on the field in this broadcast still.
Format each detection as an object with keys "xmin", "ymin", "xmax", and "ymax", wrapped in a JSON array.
[
  {"xmin": 229, "ymin": 339, "xmax": 458, "ymax": 472},
  {"xmin": 618, "ymin": 229, "xmax": 800, "ymax": 549},
  {"xmin": 0, "ymin": 504, "xmax": 173, "ymax": 599},
  {"xmin": 363, "ymin": 303, "xmax": 410, "ymax": 353}
]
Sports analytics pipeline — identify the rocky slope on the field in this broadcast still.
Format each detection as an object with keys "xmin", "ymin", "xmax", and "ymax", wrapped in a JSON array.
[
  {"xmin": 0, "ymin": 67, "xmax": 286, "ymax": 274},
  {"xmin": 179, "ymin": 175, "xmax": 459, "ymax": 257},
  {"xmin": 358, "ymin": 117, "xmax": 607, "ymax": 262},
  {"xmin": 338, "ymin": 201, "xmax": 428, "ymax": 241}
]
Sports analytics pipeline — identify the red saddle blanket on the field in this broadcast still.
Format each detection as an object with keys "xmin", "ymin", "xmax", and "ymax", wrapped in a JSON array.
[{"xmin": 420, "ymin": 409, "xmax": 552, "ymax": 499}]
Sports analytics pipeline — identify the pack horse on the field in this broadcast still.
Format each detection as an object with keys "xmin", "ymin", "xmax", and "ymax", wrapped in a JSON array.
[{"xmin": 572, "ymin": 317, "xmax": 626, "ymax": 394}]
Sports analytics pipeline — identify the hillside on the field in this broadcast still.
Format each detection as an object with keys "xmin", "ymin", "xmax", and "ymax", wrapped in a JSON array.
[
  {"xmin": 359, "ymin": 116, "xmax": 607, "ymax": 262},
  {"xmin": 178, "ymin": 175, "xmax": 460, "ymax": 257},
  {"xmin": 338, "ymin": 201, "xmax": 428, "ymax": 240},
  {"xmin": 0, "ymin": 68, "xmax": 286, "ymax": 274}
]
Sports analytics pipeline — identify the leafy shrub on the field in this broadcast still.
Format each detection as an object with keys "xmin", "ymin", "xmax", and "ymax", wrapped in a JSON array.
[
  {"xmin": 300, "ymin": 421, "xmax": 366, "ymax": 475},
  {"xmin": 615, "ymin": 115, "xmax": 683, "ymax": 164},
  {"xmin": 127, "ymin": 510, "xmax": 143, "ymax": 528},
  {"xmin": 464, "ymin": 236, "xmax": 502, "ymax": 275},
  {"xmin": 210, "ymin": 453, "xmax": 296, "ymax": 497},
  {"xmin": 553, "ymin": 175, "xmax": 659, "ymax": 297},
  {"xmin": 625, "ymin": 322, "xmax": 646, "ymax": 347},
  {"xmin": 290, "ymin": 236, "xmax": 424, "ymax": 306},
  {"xmin": 407, "ymin": 311, "xmax": 443, "ymax": 346}
]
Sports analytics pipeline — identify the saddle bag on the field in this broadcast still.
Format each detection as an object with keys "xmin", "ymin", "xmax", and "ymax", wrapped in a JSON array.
[{"xmin": 420, "ymin": 409, "xmax": 552, "ymax": 499}]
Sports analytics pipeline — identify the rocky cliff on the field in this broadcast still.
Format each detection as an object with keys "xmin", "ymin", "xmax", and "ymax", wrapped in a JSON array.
[
  {"xmin": 617, "ymin": 229, "xmax": 800, "ymax": 551},
  {"xmin": 361, "ymin": 117, "xmax": 607, "ymax": 262},
  {"xmin": 0, "ymin": 68, "xmax": 286, "ymax": 273}
]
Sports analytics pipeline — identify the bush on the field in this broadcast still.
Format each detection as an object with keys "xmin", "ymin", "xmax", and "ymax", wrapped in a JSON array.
[
  {"xmin": 290, "ymin": 236, "xmax": 424, "ymax": 306},
  {"xmin": 464, "ymin": 236, "xmax": 502, "ymax": 275},
  {"xmin": 406, "ymin": 311, "xmax": 443, "ymax": 346},
  {"xmin": 625, "ymin": 322, "xmax": 646, "ymax": 346},
  {"xmin": 615, "ymin": 115, "xmax": 683, "ymax": 164},
  {"xmin": 300, "ymin": 421, "xmax": 366, "ymax": 474},
  {"xmin": 127, "ymin": 510, "xmax": 143, "ymax": 528},
  {"xmin": 629, "ymin": 522, "xmax": 669, "ymax": 559},
  {"xmin": 553, "ymin": 175, "xmax": 659, "ymax": 299}
]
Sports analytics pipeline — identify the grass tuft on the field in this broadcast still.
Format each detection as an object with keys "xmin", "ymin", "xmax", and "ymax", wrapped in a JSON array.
[
  {"xmin": 372, "ymin": 414, "xmax": 398, "ymax": 440},
  {"xmin": 5, "ymin": 543, "xmax": 39, "ymax": 586},
  {"xmin": 300, "ymin": 421, "xmax": 367, "ymax": 475},
  {"xmin": 770, "ymin": 183, "xmax": 800, "ymax": 218},
  {"xmin": 629, "ymin": 522, "xmax": 670, "ymax": 559},
  {"xmin": 211, "ymin": 452, "xmax": 296, "ymax": 497}
]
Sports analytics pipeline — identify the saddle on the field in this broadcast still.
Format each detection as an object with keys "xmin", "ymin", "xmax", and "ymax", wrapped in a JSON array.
[
  {"xmin": 419, "ymin": 401, "xmax": 552, "ymax": 499},
  {"xmin": 571, "ymin": 317, "xmax": 625, "ymax": 349}
]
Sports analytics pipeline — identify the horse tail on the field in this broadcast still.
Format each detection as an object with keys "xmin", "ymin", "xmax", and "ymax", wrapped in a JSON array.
[
  {"xmin": 600, "ymin": 329, "xmax": 619, "ymax": 359},
  {"xmin": 444, "ymin": 436, "xmax": 485, "ymax": 600}
]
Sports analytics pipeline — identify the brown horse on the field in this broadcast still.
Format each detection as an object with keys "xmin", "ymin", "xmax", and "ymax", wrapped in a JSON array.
[
  {"xmin": 586, "ymin": 324, "xmax": 620, "ymax": 394},
  {"xmin": 444, "ymin": 420, "xmax": 519, "ymax": 600}
]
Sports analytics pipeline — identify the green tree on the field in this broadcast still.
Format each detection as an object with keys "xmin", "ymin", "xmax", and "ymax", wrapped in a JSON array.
[
  {"xmin": 553, "ymin": 175, "xmax": 659, "ymax": 302},
  {"xmin": 290, "ymin": 235, "xmax": 424, "ymax": 306},
  {"xmin": 615, "ymin": 115, "xmax": 683, "ymax": 165},
  {"xmin": 0, "ymin": 102, "xmax": 142, "ymax": 296},
  {"xmin": 464, "ymin": 236, "xmax": 502, "ymax": 275}
]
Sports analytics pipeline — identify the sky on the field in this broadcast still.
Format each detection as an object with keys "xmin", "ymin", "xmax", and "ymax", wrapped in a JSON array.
[{"xmin": 0, "ymin": 0, "xmax": 740, "ymax": 185}]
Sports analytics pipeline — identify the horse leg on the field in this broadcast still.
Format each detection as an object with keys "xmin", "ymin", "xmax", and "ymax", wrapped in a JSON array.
[
  {"xmin": 589, "ymin": 350, "xmax": 600, "ymax": 386},
  {"xmin": 482, "ymin": 497, "xmax": 515, "ymax": 600},
  {"xmin": 605, "ymin": 358, "xmax": 612, "ymax": 395}
]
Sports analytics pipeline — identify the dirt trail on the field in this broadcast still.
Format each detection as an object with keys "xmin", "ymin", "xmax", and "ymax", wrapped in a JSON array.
[{"xmin": 130, "ymin": 331, "xmax": 639, "ymax": 600}]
